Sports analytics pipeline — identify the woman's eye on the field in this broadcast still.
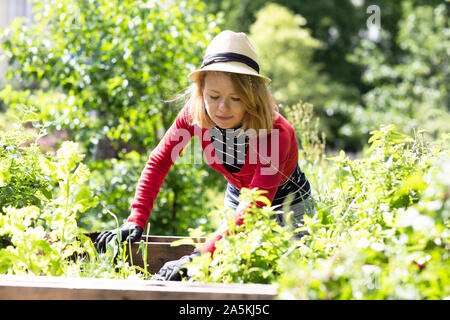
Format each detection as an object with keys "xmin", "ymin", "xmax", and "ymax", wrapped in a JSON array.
[
  {"xmin": 209, "ymin": 95, "xmax": 219, "ymax": 100},
  {"xmin": 231, "ymin": 97, "xmax": 241, "ymax": 102}
]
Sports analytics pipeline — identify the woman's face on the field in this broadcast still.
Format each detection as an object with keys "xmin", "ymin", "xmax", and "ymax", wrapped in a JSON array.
[{"xmin": 203, "ymin": 72, "xmax": 246, "ymax": 129}]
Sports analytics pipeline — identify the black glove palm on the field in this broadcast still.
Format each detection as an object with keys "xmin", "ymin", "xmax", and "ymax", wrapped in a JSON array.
[
  {"xmin": 95, "ymin": 222, "xmax": 143, "ymax": 253},
  {"xmin": 156, "ymin": 249, "xmax": 201, "ymax": 281}
]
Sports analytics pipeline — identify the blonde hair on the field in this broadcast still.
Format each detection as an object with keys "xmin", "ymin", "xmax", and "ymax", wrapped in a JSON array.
[{"xmin": 176, "ymin": 71, "xmax": 278, "ymax": 133}]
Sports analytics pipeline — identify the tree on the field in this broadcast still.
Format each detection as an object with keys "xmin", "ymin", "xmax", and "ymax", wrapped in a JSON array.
[
  {"xmin": 202, "ymin": 0, "xmax": 446, "ymax": 151},
  {"xmin": 249, "ymin": 3, "xmax": 354, "ymax": 144},
  {"xmin": 0, "ymin": 0, "xmax": 224, "ymax": 234},
  {"xmin": 339, "ymin": 3, "xmax": 449, "ymax": 142},
  {"xmin": 202, "ymin": 0, "xmax": 366, "ymax": 94},
  {"xmin": 1, "ymin": 0, "xmax": 220, "ymax": 152}
]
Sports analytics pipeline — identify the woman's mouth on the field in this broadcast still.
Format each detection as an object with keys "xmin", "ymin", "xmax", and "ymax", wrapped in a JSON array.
[{"xmin": 216, "ymin": 115, "xmax": 233, "ymax": 121}]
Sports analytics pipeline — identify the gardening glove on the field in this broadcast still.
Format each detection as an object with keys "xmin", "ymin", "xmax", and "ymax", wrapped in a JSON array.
[
  {"xmin": 95, "ymin": 221, "xmax": 143, "ymax": 253},
  {"xmin": 156, "ymin": 249, "xmax": 201, "ymax": 281}
]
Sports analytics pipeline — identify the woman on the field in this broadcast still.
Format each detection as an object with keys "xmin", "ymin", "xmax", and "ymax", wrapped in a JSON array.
[{"xmin": 95, "ymin": 30, "xmax": 314, "ymax": 280}]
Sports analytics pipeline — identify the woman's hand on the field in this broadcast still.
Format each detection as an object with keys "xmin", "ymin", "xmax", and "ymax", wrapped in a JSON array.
[
  {"xmin": 156, "ymin": 249, "xmax": 201, "ymax": 281},
  {"xmin": 95, "ymin": 221, "xmax": 143, "ymax": 253}
]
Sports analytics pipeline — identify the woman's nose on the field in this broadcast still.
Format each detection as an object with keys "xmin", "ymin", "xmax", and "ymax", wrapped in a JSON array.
[{"xmin": 218, "ymin": 99, "xmax": 229, "ymax": 111}]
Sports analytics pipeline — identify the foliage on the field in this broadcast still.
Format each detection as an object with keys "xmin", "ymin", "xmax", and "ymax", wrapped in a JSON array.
[
  {"xmin": 0, "ymin": 120, "xmax": 149, "ymax": 279},
  {"xmin": 185, "ymin": 124, "xmax": 449, "ymax": 299},
  {"xmin": 188, "ymin": 188, "xmax": 295, "ymax": 284},
  {"xmin": 283, "ymin": 101, "xmax": 326, "ymax": 166},
  {"xmin": 335, "ymin": 3, "xmax": 449, "ymax": 144},
  {"xmin": 277, "ymin": 126, "xmax": 449, "ymax": 299},
  {"xmin": 83, "ymin": 146, "xmax": 222, "ymax": 235},
  {"xmin": 0, "ymin": 123, "xmax": 51, "ymax": 212},
  {"xmin": 0, "ymin": 0, "xmax": 223, "ymax": 234},
  {"xmin": 248, "ymin": 3, "xmax": 355, "ymax": 143},
  {"xmin": 1, "ymin": 0, "xmax": 219, "ymax": 151},
  {"xmin": 249, "ymin": 4, "xmax": 326, "ymax": 106},
  {"xmin": 0, "ymin": 121, "xmax": 92, "ymax": 275}
]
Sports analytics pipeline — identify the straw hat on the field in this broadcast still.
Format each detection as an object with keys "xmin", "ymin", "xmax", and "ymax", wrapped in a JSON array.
[{"xmin": 188, "ymin": 30, "xmax": 271, "ymax": 84}]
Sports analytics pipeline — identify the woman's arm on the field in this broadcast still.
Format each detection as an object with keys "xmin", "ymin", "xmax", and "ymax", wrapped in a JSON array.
[{"xmin": 127, "ymin": 105, "xmax": 194, "ymax": 230}]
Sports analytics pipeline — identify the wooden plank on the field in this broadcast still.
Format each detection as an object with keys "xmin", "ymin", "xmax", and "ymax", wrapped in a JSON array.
[
  {"xmin": 141, "ymin": 235, "xmax": 206, "ymax": 244},
  {"xmin": 83, "ymin": 233, "xmax": 205, "ymax": 245},
  {"xmin": 128, "ymin": 242, "xmax": 200, "ymax": 274},
  {"xmin": 83, "ymin": 233, "xmax": 205, "ymax": 273},
  {"xmin": 0, "ymin": 275, "xmax": 278, "ymax": 300}
]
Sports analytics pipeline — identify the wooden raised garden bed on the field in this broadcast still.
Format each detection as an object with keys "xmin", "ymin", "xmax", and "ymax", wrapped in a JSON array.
[
  {"xmin": 0, "ymin": 274, "xmax": 278, "ymax": 300},
  {"xmin": 0, "ymin": 234, "xmax": 278, "ymax": 300},
  {"xmin": 85, "ymin": 233, "xmax": 206, "ymax": 274}
]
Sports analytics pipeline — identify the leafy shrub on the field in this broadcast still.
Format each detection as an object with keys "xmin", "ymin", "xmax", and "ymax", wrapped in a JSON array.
[
  {"xmin": 186, "ymin": 125, "xmax": 449, "ymax": 299},
  {"xmin": 0, "ymin": 0, "xmax": 223, "ymax": 234},
  {"xmin": 335, "ymin": 3, "xmax": 449, "ymax": 144},
  {"xmin": 283, "ymin": 101, "xmax": 326, "ymax": 166},
  {"xmin": 278, "ymin": 126, "xmax": 449, "ymax": 299},
  {"xmin": 0, "ymin": 0, "xmax": 219, "ymax": 151},
  {"xmin": 248, "ymin": 3, "xmax": 356, "ymax": 145},
  {"xmin": 0, "ymin": 121, "xmax": 95, "ymax": 275},
  {"xmin": 0, "ymin": 124, "xmax": 52, "ymax": 211},
  {"xmin": 188, "ymin": 188, "xmax": 296, "ymax": 284},
  {"xmin": 0, "ymin": 121, "xmax": 141, "ymax": 278}
]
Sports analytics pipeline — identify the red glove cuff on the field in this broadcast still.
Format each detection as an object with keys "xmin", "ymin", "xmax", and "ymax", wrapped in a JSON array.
[
  {"xmin": 200, "ymin": 201, "xmax": 261, "ymax": 256},
  {"xmin": 200, "ymin": 233, "xmax": 223, "ymax": 256}
]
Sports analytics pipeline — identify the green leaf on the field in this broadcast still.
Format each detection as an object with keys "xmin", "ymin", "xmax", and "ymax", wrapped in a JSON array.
[{"xmin": 171, "ymin": 238, "xmax": 195, "ymax": 247}]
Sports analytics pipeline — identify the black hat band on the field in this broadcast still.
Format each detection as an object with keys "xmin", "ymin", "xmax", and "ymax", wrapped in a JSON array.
[{"xmin": 201, "ymin": 52, "xmax": 260, "ymax": 73}]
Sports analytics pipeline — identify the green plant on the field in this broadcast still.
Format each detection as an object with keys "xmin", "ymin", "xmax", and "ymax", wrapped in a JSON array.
[
  {"xmin": 283, "ymin": 101, "xmax": 326, "ymax": 166},
  {"xmin": 248, "ymin": 3, "xmax": 355, "ymax": 144},
  {"xmin": 336, "ymin": 3, "xmax": 449, "ymax": 144},
  {"xmin": 0, "ymin": 0, "xmax": 220, "ymax": 152},
  {"xmin": 0, "ymin": 122, "xmax": 96, "ymax": 275},
  {"xmin": 0, "ymin": 120, "xmax": 145, "ymax": 279},
  {"xmin": 184, "ymin": 125, "xmax": 449, "ymax": 299},
  {"xmin": 0, "ymin": 0, "xmax": 223, "ymax": 235},
  {"xmin": 0, "ymin": 118, "xmax": 53, "ymax": 212},
  {"xmin": 277, "ymin": 126, "xmax": 449, "ymax": 299},
  {"xmin": 188, "ymin": 188, "xmax": 296, "ymax": 284}
]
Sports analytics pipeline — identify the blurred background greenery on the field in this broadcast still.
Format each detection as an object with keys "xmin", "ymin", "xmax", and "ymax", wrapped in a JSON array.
[{"xmin": 0, "ymin": 0, "xmax": 448, "ymax": 235}]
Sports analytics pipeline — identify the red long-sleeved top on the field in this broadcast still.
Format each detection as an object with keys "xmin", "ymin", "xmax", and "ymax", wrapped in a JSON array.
[{"xmin": 127, "ymin": 104, "xmax": 299, "ymax": 255}]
